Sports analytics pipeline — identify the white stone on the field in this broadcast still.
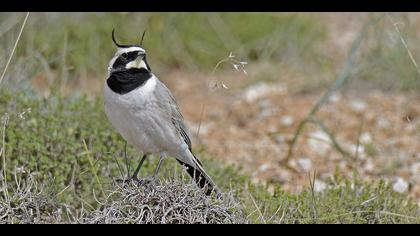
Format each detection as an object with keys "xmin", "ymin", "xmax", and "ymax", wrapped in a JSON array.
[
  {"xmin": 244, "ymin": 82, "xmax": 286, "ymax": 102},
  {"xmin": 329, "ymin": 93, "xmax": 341, "ymax": 103},
  {"xmin": 392, "ymin": 177, "xmax": 409, "ymax": 193},
  {"xmin": 259, "ymin": 163, "xmax": 270, "ymax": 172},
  {"xmin": 281, "ymin": 115, "xmax": 294, "ymax": 127},
  {"xmin": 307, "ymin": 130, "xmax": 331, "ymax": 156},
  {"xmin": 359, "ymin": 132, "xmax": 372, "ymax": 144},
  {"xmin": 297, "ymin": 158, "xmax": 312, "ymax": 172},
  {"xmin": 314, "ymin": 180, "xmax": 327, "ymax": 192},
  {"xmin": 350, "ymin": 100, "xmax": 367, "ymax": 112}
]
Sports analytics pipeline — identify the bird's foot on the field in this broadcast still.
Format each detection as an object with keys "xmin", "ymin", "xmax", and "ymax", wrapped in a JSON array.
[
  {"xmin": 115, "ymin": 177, "xmax": 134, "ymax": 185},
  {"xmin": 115, "ymin": 176, "xmax": 156, "ymax": 187},
  {"xmin": 115, "ymin": 174, "xmax": 142, "ymax": 184},
  {"xmin": 134, "ymin": 176, "xmax": 156, "ymax": 186}
]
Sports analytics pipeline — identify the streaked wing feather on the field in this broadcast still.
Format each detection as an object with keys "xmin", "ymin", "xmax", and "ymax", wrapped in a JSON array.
[{"xmin": 153, "ymin": 80, "xmax": 192, "ymax": 150}]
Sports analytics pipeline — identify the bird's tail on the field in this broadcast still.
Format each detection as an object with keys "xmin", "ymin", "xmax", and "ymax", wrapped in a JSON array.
[{"xmin": 177, "ymin": 154, "xmax": 219, "ymax": 196}]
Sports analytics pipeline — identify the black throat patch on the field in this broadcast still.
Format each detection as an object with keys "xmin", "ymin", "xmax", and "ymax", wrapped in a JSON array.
[{"xmin": 107, "ymin": 68, "xmax": 152, "ymax": 95}]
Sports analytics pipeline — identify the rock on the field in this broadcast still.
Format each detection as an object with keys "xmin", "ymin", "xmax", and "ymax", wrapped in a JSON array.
[
  {"xmin": 297, "ymin": 157, "xmax": 312, "ymax": 172},
  {"xmin": 281, "ymin": 115, "xmax": 294, "ymax": 127},
  {"xmin": 307, "ymin": 130, "xmax": 331, "ymax": 156},
  {"xmin": 314, "ymin": 180, "xmax": 327, "ymax": 192},
  {"xmin": 377, "ymin": 117, "xmax": 391, "ymax": 129},
  {"xmin": 359, "ymin": 132, "xmax": 372, "ymax": 144},
  {"xmin": 259, "ymin": 163, "xmax": 270, "ymax": 173},
  {"xmin": 329, "ymin": 92, "xmax": 341, "ymax": 103},
  {"xmin": 392, "ymin": 177, "xmax": 409, "ymax": 193},
  {"xmin": 350, "ymin": 100, "xmax": 368, "ymax": 112},
  {"xmin": 244, "ymin": 82, "xmax": 286, "ymax": 102}
]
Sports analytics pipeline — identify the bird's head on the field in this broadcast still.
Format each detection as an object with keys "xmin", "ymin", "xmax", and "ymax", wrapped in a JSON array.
[{"xmin": 108, "ymin": 29, "xmax": 151, "ymax": 74}]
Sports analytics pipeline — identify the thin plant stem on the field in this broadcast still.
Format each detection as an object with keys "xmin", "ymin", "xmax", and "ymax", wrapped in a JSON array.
[
  {"xmin": 1, "ymin": 114, "xmax": 9, "ymax": 203},
  {"xmin": 0, "ymin": 12, "xmax": 30, "ymax": 86},
  {"xmin": 386, "ymin": 13, "xmax": 420, "ymax": 79}
]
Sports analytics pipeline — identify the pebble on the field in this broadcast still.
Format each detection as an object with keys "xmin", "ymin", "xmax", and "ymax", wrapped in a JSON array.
[
  {"xmin": 281, "ymin": 115, "xmax": 294, "ymax": 127},
  {"xmin": 377, "ymin": 117, "xmax": 391, "ymax": 129},
  {"xmin": 259, "ymin": 163, "xmax": 270, "ymax": 173},
  {"xmin": 329, "ymin": 92, "xmax": 341, "ymax": 103},
  {"xmin": 244, "ymin": 82, "xmax": 286, "ymax": 102},
  {"xmin": 392, "ymin": 177, "xmax": 409, "ymax": 193},
  {"xmin": 297, "ymin": 158, "xmax": 312, "ymax": 172},
  {"xmin": 314, "ymin": 180, "xmax": 328, "ymax": 192},
  {"xmin": 350, "ymin": 100, "xmax": 368, "ymax": 112},
  {"xmin": 307, "ymin": 130, "xmax": 331, "ymax": 156},
  {"xmin": 359, "ymin": 132, "xmax": 372, "ymax": 144}
]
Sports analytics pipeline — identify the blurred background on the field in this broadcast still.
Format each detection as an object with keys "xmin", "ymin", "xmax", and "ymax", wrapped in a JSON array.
[{"xmin": 1, "ymin": 12, "xmax": 419, "ymax": 202}]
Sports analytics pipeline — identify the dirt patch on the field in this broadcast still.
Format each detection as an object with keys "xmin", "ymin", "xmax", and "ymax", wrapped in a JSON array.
[{"xmin": 161, "ymin": 69, "xmax": 420, "ymax": 202}]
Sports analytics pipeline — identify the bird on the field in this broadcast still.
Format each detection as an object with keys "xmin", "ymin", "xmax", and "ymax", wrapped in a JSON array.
[{"xmin": 103, "ymin": 29, "xmax": 218, "ymax": 196}]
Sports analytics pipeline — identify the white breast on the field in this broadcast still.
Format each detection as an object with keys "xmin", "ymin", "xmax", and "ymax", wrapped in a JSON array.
[{"xmin": 103, "ymin": 76, "xmax": 160, "ymax": 153}]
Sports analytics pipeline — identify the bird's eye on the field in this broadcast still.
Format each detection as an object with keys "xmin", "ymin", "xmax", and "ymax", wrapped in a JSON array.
[{"xmin": 121, "ymin": 53, "xmax": 128, "ymax": 59}]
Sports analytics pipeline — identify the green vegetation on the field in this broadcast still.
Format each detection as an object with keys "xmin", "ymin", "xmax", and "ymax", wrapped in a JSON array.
[{"xmin": 0, "ymin": 13, "xmax": 326, "ymax": 79}]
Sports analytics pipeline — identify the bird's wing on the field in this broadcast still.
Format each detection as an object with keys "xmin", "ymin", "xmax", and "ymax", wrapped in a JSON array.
[
  {"xmin": 152, "ymin": 79, "xmax": 193, "ymax": 151},
  {"xmin": 152, "ymin": 80, "xmax": 215, "ymax": 193}
]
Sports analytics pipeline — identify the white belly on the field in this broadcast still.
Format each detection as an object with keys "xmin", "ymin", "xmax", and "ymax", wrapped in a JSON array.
[{"xmin": 103, "ymin": 77, "xmax": 161, "ymax": 154}]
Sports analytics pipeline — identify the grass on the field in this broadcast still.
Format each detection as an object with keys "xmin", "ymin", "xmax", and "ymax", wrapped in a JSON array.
[
  {"xmin": 0, "ymin": 90, "xmax": 418, "ymax": 224},
  {"xmin": 0, "ymin": 13, "xmax": 326, "ymax": 79}
]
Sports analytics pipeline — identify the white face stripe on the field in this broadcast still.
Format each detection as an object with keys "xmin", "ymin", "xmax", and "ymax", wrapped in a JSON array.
[
  {"xmin": 117, "ymin": 46, "xmax": 146, "ymax": 55},
  {"xmin": 125, "ymin": 59, "xmax": 147, "ymax": 70},
  {"xmin": 108, "ymin": 46, "xmax": 147, "ymax": 74}
]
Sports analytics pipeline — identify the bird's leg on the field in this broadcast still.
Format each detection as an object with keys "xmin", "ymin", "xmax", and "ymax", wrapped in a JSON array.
[
  {"xmin": 152, "ymin": 153, "xmax": 166, "ymax": 179},
  {"xmin": 131, "ymin": 154, "xmax": 147, "ymax": 181},
  {"xmin": 138, "ymin": 152, "xmax": 166, "ymax": 186},
  {"xmin": 116, "ymin": 154, "xmax": 147, "ymax": 185}
]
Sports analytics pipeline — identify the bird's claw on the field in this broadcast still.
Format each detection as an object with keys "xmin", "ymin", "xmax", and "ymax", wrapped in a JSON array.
[
  {"xmin": 115, "ymin": 176, "xmax": 156, "ymax": 187},
  {"xmin": 135, "ymin": 177, "xmax": 155, "ymax": 186},
  {"xmin": 115, "ymin": 177, "xmax": 133, "ymax": 185}
]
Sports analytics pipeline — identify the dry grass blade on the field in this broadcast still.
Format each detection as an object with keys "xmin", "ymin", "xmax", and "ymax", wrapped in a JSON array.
[
  {"xmin": 1, "ymin": 114, "xmax": 9, "ymax": 204},
  {"xmin": 308, "ymin": 171, "xmax": 318, "ymax": 223},
  {"xmin": 82, "ymin": 139, "xmax": 106, "ymax": 199},
  {"xmin": 386, "ymin": 13, "xmax": 420, "ymax": 79},
  {"xmin": 248, "ymin": 192, "xmax": 266, "ymax": 224},
  {"xmin": 0, "ymin": 12, "xmax": 30, "ymax": 86}
]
